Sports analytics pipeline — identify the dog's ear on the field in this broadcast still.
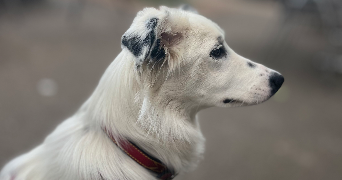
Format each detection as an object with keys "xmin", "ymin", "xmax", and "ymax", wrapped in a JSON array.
[{"xmin": 121, "ymin": 7, "xmax": 188, "ymax": 70}]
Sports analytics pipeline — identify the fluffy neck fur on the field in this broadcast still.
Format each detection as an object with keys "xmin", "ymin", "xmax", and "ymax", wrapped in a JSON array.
[
  {"xmin": 82, "ymin": 50, "xmax": 205, "ymax": 178},
  {"xmin": 0, "ymin": 31, "xmax": 206, "ymax": 180}
]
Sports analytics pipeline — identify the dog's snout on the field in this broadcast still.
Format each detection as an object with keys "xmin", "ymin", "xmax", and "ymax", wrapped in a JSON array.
[{"xmin": 269, "ymin": 72, "xmax": 284, "ymax": 96}]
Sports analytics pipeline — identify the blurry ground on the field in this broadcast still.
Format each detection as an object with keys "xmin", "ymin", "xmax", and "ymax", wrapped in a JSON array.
[{"xmin": 1, "ymin": 0, "xmax": 342, "ymax": 179}]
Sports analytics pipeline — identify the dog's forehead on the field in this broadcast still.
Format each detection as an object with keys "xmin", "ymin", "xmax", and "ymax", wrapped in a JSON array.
[
  {"xmin": 159, "ymin": 7, "xmax": 225, "ymax": 39},
  {"xmin": 189, "ymin": 13, "xmax": 224, "ymax": 34},
  {"xmin": 184, "ymin": 13, "xmax": 225, "ymax": 46},
  {"xmin": 130, "ymin": 7, "xmax": 224, "ymax": 40}
]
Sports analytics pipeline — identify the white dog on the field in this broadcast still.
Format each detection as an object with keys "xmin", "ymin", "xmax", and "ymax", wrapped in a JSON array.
[{"xmin": 0, "ymin": 6, "xmax": 284, "ymax": 180}]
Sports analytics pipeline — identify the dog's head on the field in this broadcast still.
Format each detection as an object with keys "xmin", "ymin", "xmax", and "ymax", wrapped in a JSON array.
[{"xmin": 121, "ymin": 6, "xmax": 284, "ymax": 110}]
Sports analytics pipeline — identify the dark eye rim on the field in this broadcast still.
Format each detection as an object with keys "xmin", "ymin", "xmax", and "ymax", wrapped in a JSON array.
[
  {"xmin": 212, "ymin": 48, "xmax": 221, "ymax": 56},
  {"xmin": 210, "ymin": 46, "xmax": 226, "ymax": 60}
]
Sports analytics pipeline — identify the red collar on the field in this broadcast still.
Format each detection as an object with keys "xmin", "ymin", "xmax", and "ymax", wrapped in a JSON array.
[{"xmin": 103, "ymin": 128, "xmax": 176, "ymax": 180}]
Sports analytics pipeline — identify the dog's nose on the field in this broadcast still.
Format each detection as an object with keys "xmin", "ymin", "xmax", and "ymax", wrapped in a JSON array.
[{"xmin": 269, "ymin": 72, "xmax": 284, "ymax": 96}]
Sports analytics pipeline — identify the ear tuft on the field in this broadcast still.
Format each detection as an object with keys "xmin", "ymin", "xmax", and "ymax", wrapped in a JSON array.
[
  {"xmin": 150, "ymin": 39, "xmax": 166, "ymax": 62},
  {"xmin": 146, "ymin": 17, "xmax": 158, "ymax": 29}
]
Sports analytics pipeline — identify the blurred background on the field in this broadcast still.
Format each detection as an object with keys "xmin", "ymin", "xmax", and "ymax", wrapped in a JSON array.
[{"xmin": 1, "ymin": 0, "xmax": 342, "ymax": 179}]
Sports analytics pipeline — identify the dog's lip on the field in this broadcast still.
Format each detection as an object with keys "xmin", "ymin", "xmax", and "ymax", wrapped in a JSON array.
[{"xmin": 223, "ymin": 99, "xmax": 244, "ymax": 104}]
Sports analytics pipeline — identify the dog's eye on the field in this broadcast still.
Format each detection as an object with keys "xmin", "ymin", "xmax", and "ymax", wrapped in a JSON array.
[{"xmin": 210, "ymin": 46, "xmax": 226, "ymax": 59}]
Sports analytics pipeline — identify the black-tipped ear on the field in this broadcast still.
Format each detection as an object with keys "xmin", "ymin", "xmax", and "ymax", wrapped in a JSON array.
[
  {"xmin": 179, "ymin": 4, "xmax": 198, "ymax": 14},
  {"xmin": 121, "ymin": 17, "xmax": 159, "ymax": 67},
  {"xmin": 122, "ymin": 7, "xmax": 187, "ymax": 70}
]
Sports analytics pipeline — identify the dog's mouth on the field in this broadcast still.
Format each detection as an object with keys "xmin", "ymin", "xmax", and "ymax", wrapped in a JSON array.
[
  {"xmin": 223, "ymin": 99, "xmax": 244, "ymax": 104},
  {"xmin": 223, "ymin": 97, "xmax": 271, "ymax": 106}
]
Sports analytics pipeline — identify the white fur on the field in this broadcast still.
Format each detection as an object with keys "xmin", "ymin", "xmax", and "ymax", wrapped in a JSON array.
[{"xmin": 0, "ymin": 6, "xmax": 282, "ymax": 180}]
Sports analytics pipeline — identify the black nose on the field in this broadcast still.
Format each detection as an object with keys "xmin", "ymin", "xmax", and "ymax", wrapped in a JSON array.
[{"xmin": 269, "ymin": 72, "xmax": 284, "ymax": 96}]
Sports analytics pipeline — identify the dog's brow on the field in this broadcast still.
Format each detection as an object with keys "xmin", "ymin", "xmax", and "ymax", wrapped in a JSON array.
[{"xmin": 217, "ymin": 36, "xmax": 224, "ymax": 44}]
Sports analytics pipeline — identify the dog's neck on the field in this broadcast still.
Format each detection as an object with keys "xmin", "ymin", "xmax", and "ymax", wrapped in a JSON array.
[{"xmin": 84, "ymin": 50, "xmax": 205, "ymax": 174}]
